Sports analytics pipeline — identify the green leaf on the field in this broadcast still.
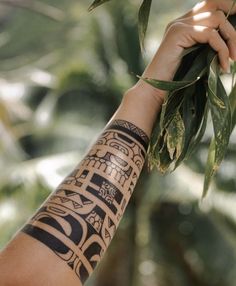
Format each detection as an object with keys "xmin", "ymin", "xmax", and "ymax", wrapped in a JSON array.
[
  {"xmin": 138, "ymin": 0, "xmax": 152, "ymax": 52},
  {"xmin": 159, "ymin": 49, "xmax": 208, "ymax": 130},
  {"xmin": 157, "ymin": 140, "xmax": 173, "ymax": 173},
  {"xmin": 182, "ymin": 45, "xmax": 201, "ymax": 57},
  {"xmin": 175, "ymin": 80, "xmax": 208, "ymax": 168},
  {"xmin": 88, "ymin": 0, "xmax": 111, "ymax": 11},
  {"xmin": 138, "ymin": 76, "xmax": 197, "ymax": 91},
  {"xmin": 202, "ymin": 139, "xmax": 215, "ymax": 198},
  {"xmin": 229, "ymin": 80, "xmax": 236, "ymax": 132},
  {"xmin": 202, "ymin": 53, "xmax": 232, "ymax": 197},
  {"xmin": 166, "ymin": 111, "xmax": 185, "ymax": 160},
  {"xmin": 207, "ymin": 54, "xmax": 231, "ymax": 167},
  {"xmin": 144, "ymin": 12, "xmax": 236, "ymax": 195},
  {"xmin": 185, "ymin": 101, "xmax": 209, "ymax": 159}
]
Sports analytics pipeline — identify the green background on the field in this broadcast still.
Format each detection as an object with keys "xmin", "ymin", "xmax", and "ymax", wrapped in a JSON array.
[{"xmin": 0, "ymin": 1, "xmax": 236, "ymax": 285}]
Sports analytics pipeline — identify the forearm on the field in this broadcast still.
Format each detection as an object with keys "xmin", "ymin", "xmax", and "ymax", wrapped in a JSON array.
[
  {"xmin": 0, "ymin": 87, "xmax": 162, "ymax": 286},
  {"xmin": 2, "ymin": 1, "xmax": 234, "ymax": 283}
]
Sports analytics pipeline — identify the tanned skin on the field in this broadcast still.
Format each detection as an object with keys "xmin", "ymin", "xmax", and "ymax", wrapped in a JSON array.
[{"xmin": 1, "ymin": 1, "xmax": 236, "ymax": 285}]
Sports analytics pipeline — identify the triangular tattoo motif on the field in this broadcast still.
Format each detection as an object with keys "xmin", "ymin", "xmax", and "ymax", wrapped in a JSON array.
[
  {"xmin": 80, "ymin": 195, "xmax": 93, "ymax": 206},
  {"xmin": 108, "ymin": 217, "xmax": 115, "ymax": 228},
  {"xmin": 64, "ymin": 190, "xmax": 77, "ymax": 197},
  {"xmin": 105, "ymin": 229, "xmax": 111, "ymax": 238},
  {"xmin": 72, "ymin": 201, "xmax": 82, "ymax": 209},
  {"xmin": 68, "ymin": 261, "xmax": 74, "ymax": 269}
]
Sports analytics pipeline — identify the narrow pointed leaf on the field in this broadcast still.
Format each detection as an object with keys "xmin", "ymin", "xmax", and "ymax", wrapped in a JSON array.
[
  {"xmin": 202, "ymin": 139, "xmax": 215, "ymax": 198},
  {"xmin": 207, "ymin": 54, "xmax": 231, "ymax": 167},
  {"xmin": 202, "ymin": 54, "xmax": 232, "ymax": 197},
  {"xmin": 159, "ymin": 51, "xmax": 208, "ymax": 129},
  {"xmin": 175, "ymin": 80, "xmax": 208, "ymax": 168},
  {"xmin": 138, "ymin": 0, "xmax": 152, "ymax": 51},
  {"xmin": 229, "ymin": 80, "xmax": 236, "ymax": 132},
  {"xmin": 185, "ymin": 101, "xmax": 209, "ymax": 159},
  {"xmin": 88, "ymin": 0, "xmax": 111, "ymax": 11},
  {"xmin": 138, "ymin": 76, "xmax": 197, "ymax": 91},
  {"xmin": 166, "ymin": 111, "xmax": 185, "ymax": 160}
]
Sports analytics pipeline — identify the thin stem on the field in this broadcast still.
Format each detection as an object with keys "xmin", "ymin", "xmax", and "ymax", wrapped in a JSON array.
[{"xmin": 226, "ymin": 0, "xmax": 236, "ymax": 19}]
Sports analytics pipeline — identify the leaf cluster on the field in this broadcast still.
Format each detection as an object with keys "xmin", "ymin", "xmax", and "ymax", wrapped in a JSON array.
[
  {"xmin": 89, "ymin": 0, "xmax": 236, "ymax": 197},
  {"xmin": 144, "ymin": 15, "xmax": 236, "ymax": 197}
]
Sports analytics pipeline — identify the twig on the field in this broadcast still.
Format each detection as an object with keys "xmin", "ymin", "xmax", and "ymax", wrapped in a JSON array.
[{"xmin": 226, "ymin": 0, "xmax": 236, "ymax": 19}]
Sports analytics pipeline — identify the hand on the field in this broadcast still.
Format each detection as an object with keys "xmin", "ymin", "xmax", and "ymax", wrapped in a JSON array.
[{"xmin": 134, "ymin": 0, "xmax": 236, "ymax": 104}]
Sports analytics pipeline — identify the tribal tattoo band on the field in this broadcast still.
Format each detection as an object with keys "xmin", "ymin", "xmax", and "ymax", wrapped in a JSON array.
[{"xmin": 22, "ymin": 119, "xmax": 149, "ymax": 284}]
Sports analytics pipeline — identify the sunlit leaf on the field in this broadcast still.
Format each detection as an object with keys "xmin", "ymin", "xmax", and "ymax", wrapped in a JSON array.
[{"xmin": 138, "ymin": 0, "xmax": 152, "ymax": 51}]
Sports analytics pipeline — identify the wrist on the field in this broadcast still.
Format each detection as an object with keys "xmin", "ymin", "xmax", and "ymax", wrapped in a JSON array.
[
  {"xmin": 127, "ymin": 81, "xmax": 165, "ymax": 110},
  {"xmin": 117, "ymin": 84, "xmax": 164, "ymax": 137}
]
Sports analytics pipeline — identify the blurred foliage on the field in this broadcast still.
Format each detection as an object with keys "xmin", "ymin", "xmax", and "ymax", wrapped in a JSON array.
[{"xmin": 0, "ymin": 1, "xmax": 236, "ymax": 286}]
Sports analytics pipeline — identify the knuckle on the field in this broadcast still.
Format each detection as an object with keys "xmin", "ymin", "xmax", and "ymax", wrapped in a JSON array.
[
  {"xmin": 214, "ymin": 10, "xmax": 226, "ymax": 23},
  {"xmin": 209, "ymin": 28, "xmax": 218, "ymax": 39},
  {"xmin": 206, "ymin": 0, "xmax": 217, "ymax": 10},
  {"xmin": 167, "ymin": 22, "xmax": 187, "ymax": 33},
  {"xmin": 166, "ymin": 20, "xmax": 175, "ymax": 30}
]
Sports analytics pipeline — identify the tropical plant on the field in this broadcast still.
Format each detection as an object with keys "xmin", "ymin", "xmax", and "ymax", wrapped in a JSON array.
[
  {"xmin": 1, "ymin": 1, "xmax": 236, "ymax": 286},
  {"xmin": 89, "ymin": 0, "xmax": 236, "ymax": 197}
]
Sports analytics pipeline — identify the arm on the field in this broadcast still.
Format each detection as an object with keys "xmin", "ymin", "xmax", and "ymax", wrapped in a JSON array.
[{"xmin": 1, "ymin": 1, "xmax": 236, "ymax": 285}]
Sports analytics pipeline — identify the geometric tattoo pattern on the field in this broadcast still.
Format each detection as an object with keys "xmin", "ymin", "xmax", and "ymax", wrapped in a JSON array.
[{"xmin": 22, "ymin": 119, "xmax": 149, "ymax": 285}]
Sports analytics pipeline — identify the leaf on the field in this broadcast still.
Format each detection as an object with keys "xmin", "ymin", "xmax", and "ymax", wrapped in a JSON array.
[
  {"xmin": 182, "ymin": 45, "xmax": 201, "ymax": 57},
  {"xmin": 202, "ymin": 53, "xmax": 232, "ymax": 197},
  {"xmin": 157, "ymin": 140, "xmax": 173, "ymax": 173},
  {"xmin": 88, "ymin": 0, "xmax": 111, "ymax": 11},
  {"xmin": 185, "ymin": 101, "xmax": 209, "ymax": 159},
  {"xmin": 166, "ymin": 111, "xmax": 185, "ymax": 160},
  {"xmin": 148, "ymin": 46, "xmax": 209, "ymax": 173},
  {"xmin": 138, "ymin": 0, "xmax": 152, "ymax": 52},
  {"xmin": 159, "ymin": 49, "xmax": 208, "ymax": 130},
  {"xmin": 207, "ymin": 53, "xmax": 231, "ymax": 167},
  {"xmin": 138, "ymin": 76, "xmax": 197, "ymax": 91},
  {"xmin": 202, "ymin": 139, "xmax": 215, "ymax": 198},
  {"xmin": 229, "ymin": 80, "xmax": 236, "ymax": 133},
  {"xmin": 143, "ymin": 13, "xmax": 236, "ymax": 195},
  {"xmin": 229, "ymin": 14, "xmax": 236, "ymax": 28},
  {"xmin": 175, "ymin": 80, "xmax": 208, "ymax": 168}
]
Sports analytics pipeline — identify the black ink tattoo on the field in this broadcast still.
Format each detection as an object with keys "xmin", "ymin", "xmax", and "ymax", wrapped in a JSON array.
[{"xmin": 22, "ymin": 120, "xmax": 149, "ymax": 284}]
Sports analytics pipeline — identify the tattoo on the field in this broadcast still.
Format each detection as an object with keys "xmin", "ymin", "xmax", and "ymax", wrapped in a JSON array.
[{"xmin": 22, "ymin": 120, "xmax": 148, "ymax": 284}]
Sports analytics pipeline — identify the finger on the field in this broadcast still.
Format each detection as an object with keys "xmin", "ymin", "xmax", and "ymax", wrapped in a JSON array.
[
  {"xmin": 174, "ymin": 10, "xmax": 236, "ymax": 60},
  {"xmin": 217, "ymin": 0, "xmax": 236, "ymax": 15},
  {"xmin": 193, "ymin": 26, "xmax": 230, "ymax": 71},
  {"xmin": 169, "ymin": 23, "xmax": 230, "ymax": 71},
  {"xmin": 217, "ymin": 12, "xmax": 236, "ymax": 60},
  {"xmin": 176, "ymin": 0, "xmax": 236, "ymax": 19}
]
